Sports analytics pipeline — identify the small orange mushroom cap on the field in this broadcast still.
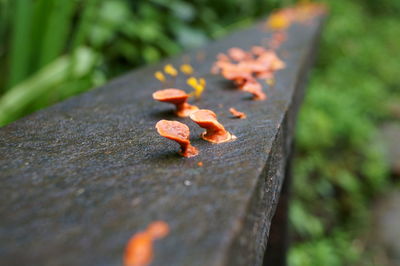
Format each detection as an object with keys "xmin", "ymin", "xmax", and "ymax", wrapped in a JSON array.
[
  {"xmin": 190, "ymin": 109, "xmax": 235, "ymax": 144},
  {"xmin": 152, "ymin": 88, "xmax": 199, "ymax": 117},
  {"xmin": 155, "ymin": 120, "xmax": 198, "ymax": 157},
  {"xmin": 229, "ymin": 107, "xmax": 247, "ymax": 119},
  {"xmin": 228, "ymin": 47, "xmax": 249, "ymax": 61},
  {"xmin": 147, "ymin": 221, "xmax": 170, "ymax": 240},
  {"xmin": 251, "ymin": 46, "xmax": 268, "ymax": 56},
  {"xmin": 217, "ymin": 53, "xmax": 230, "ymax": 62},
  {"xmin": 241, "ymin": 80, "xmax": 267, "ymax": 100}
]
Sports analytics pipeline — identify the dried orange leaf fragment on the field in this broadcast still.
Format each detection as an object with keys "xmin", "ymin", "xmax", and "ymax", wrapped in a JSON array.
[
  {"xmin": 190, "ymin": 109, "xmax": 235, "ymax": 144},
  {"xmin": 153, "ymin": 88, "xmax": 198, "ymax": 117},
  {"xmin": 156, "ymin": 120, "xmax": 198, "ymax": 157},
  {"xmin": 229, "ymin": 108, "xmax": 247, "ymax": 119}
]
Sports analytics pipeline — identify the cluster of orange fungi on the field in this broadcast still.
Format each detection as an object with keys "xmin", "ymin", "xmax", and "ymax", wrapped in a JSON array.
[
  {"xmin": 153, "ymin": 3, "xmax": 327, "ymax": 158},
  {"xmin": 267, "ymin": 2, "xmax": 327, "ymax": 31},
  {"xmin": 124, "ymin": 221, "xmax": 169, "ymax": 266},
  {"xmin": 125, "ymin": 4, "xmax": 327, "ymax": 266},
  {"xmin": 155, "ymin": 108, "xmax": 235, "ymax": 157},
  {"xmin": 211, "ymin": 45, "xmax": 285, "ymax": 100}
]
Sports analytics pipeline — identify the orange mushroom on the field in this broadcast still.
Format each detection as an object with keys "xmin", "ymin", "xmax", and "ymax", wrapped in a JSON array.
[
  {"xmin": 124, "ymin": 221, "xmax": 170, "ymax": 266},
  {"xmin": 152, "ymin": 88, "xmax": 199, "ymax": 117},
  {"xmin": 155, "ymin": 120, "xmax": 198, "ymax": 157},
  {"xmin": 227, "ymin": 47, "xmax": 249, "ymax": 61},
  {"xmin": 241, "ymin": 80, "xmax": 267, "ymax": 100},
  {"xmin": 147, "ymin": 221, "xmax": 170, "ymax": 239},
  {"xmin": 251, "ymin": 46, "xmax": 268, "ymax": 56},
  {"xmin": 222, "ymin": 68, "xmax": 253, "ymax": 86},
  {"xmin": 124, "ymin": 232, "xmax": 153, "ymax": 266},
  {"xmin": 229, "ymin": 107, "xmax": 247, "ymax": 119},
  {"xmin": 257, "ymin": 51, "xmax": 286, "ymax": 71},
  {"xmin": 237, "ymin": 61, "xmax": 268, "ymax": 75},
  {"xmin": 190, "ymin": 109, "xmax": 235, "ymax": 143},
  {"xmin": 212, "ymin": 44, "xmax": 285, "ymax": 99},
  {"xmin": 217, "ymin": 53, "xmax": 230, "ymax": 62}
]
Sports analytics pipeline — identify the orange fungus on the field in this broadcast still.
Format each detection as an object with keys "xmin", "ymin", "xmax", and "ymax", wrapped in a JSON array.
[
  {"xmin": 212, "ymin": 44, "xmax": 286, "ymax": 100},
  {"xmin": 152, "ymin": 88, "xmax": 199, "ymax": 117},
  {"xmin": 124, "ymin": 221, "xmax": 170, "ymax": 266},
  {"xmin": 266, "ymin": 3, "xmax": 327, "ymax": 31},
  {"xmin": 229, "ymin": 108, "xmax": 247, "ymax": 119},
  {"xmin": 251, "ymin": 46, "xmax": 268, "ymax": 56},
  {"xmin": 147, "ymin": 221, "xmax": 170, "ymax": 239},
  {"xmin": 155, "ymin": 120, "xmax": 199, "ymax": 157},
  {"xmin": 241, "ymin": 80, "xmax": 267, "ymax": 100},
  {"xmin": 190, "ymin": 109, "xmax": 235, "ymax": 144},
  {"xmin": 124, "ymin": 232, "xmax": 153, "ymax": 266},
  {"xmin": 227, "ymin": 47, "xmax": 249, "ymax": 61}
]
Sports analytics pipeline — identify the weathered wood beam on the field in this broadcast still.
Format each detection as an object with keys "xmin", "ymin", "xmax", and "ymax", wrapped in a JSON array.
[{"xmin": 0, "ymin": 13, "xmax": 325, "ymax": 266}]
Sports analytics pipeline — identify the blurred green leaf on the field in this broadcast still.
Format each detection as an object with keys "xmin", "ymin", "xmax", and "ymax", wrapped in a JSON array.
[
  {"xmin": 7, "ymin": 0, "xmax": 34, "ymax": 89},
  {"xmin": 0, "ymin": 47, "xmax": 98, "ymax": 126},
  {"xmin": 38, "ymin": 1, "xmax": 76, "ymax": 68}
]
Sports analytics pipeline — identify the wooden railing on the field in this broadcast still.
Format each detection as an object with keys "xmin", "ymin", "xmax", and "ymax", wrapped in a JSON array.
[{"xmin": 0, "ymin": 9, "xmax": 326, "ymax": 266}]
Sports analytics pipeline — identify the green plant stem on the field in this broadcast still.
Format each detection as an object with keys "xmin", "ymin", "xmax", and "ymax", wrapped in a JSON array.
[
  {"xmin": 7, "ymin": 0, "xmax": 33, "ymax": 90},
  {"xmin": 38, "ymin": 0, "xmax": 77, "ymax": 68},
  {"xmin": 0, "ymin": 47, "xmax": 97, "ymax": 126}
]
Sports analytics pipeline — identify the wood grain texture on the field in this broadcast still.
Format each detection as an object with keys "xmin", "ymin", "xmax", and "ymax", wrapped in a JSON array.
[{"xmin": 0, "ymin": 15, "xmax": 325, "ymax": 266}]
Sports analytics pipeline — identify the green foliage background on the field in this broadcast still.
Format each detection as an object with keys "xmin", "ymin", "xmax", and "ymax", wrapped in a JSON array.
[
  {"xmin": 290, "ymin": 0, "xmax": 400, "ymax": 264},
  {"xmin": 1, "ymin": 0, "xmax": 399, "ymax": 265}
]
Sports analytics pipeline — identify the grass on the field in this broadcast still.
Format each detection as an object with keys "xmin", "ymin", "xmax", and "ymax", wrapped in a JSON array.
[{"xmin": 7, "ymin": 0, "xmax": 33, "ymax": 89}]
